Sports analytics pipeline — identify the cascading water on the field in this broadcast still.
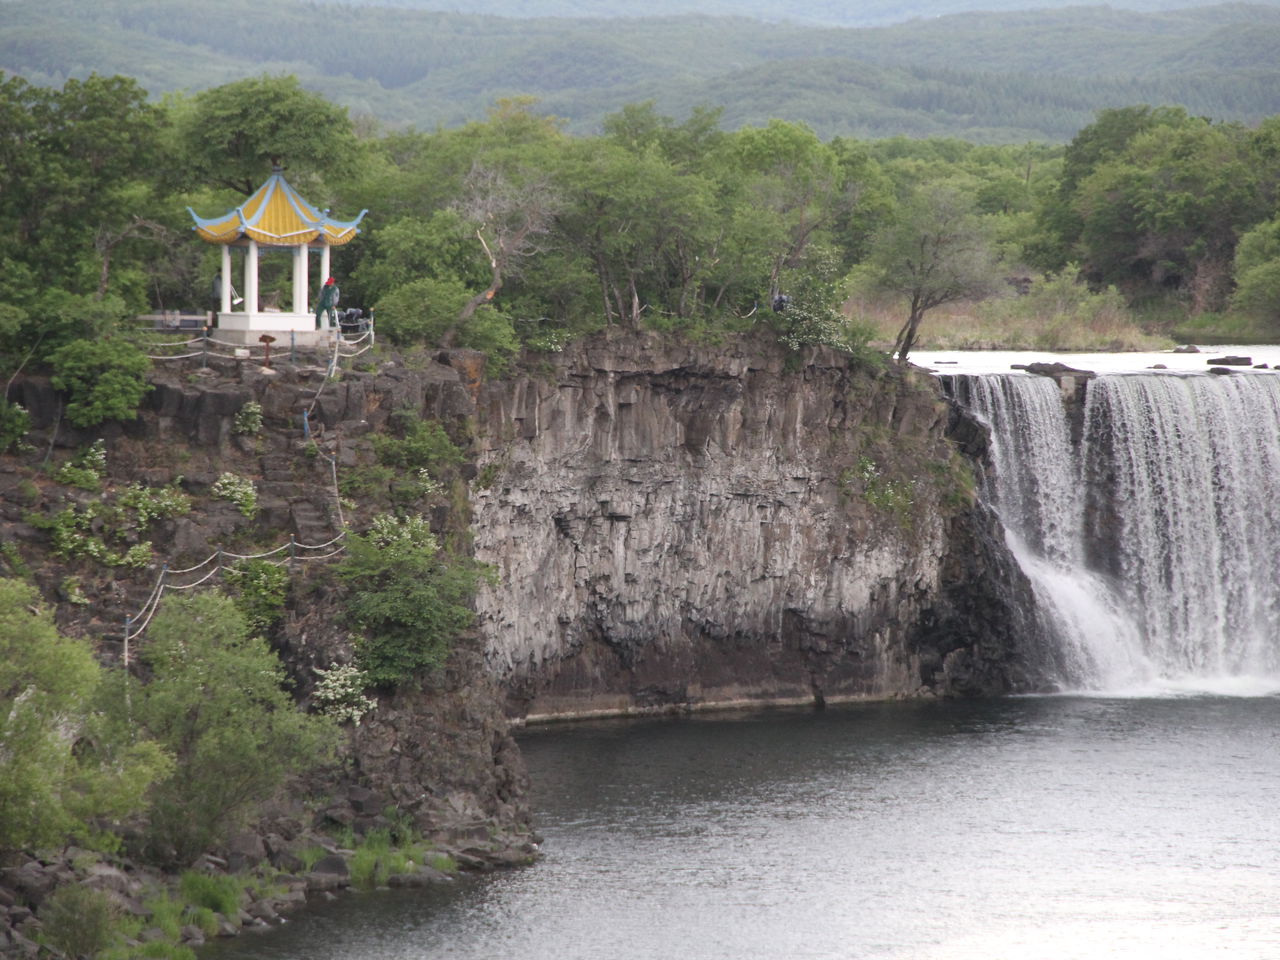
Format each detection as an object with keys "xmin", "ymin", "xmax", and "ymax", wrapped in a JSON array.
[{"xmin": 948, "ymin": 370, "xmax": 1280, "ymax": 693}]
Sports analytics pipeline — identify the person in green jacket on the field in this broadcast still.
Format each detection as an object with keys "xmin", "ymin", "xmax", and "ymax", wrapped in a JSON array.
[{"xmin": 315, "ymin": 276, "xmax": 340, "ymax": 330}]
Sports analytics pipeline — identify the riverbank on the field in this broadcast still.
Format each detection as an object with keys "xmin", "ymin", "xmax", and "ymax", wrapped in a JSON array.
[{"xmin": 0, "ymin": 782, "xmax": 539, "ymax": 958}]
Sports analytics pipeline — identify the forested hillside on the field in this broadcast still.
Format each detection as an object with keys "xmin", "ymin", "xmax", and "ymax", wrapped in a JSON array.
[
  {"xmin": 322, "ymin": 0, "xmax": 1280, "ymax": 29},
  {"xmin": 4, "ymin": 0, "xmax": 1280, "ymax": 141}
]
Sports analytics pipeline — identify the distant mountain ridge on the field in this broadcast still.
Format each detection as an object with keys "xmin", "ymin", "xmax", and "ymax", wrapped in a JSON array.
[
  {"xmin": 314, "ymin": 0, "xmax": 1280, "ymax": 29},
  {"xmin": 3, "ymin": 0, "xmax": 1279, "ymax": 142}
]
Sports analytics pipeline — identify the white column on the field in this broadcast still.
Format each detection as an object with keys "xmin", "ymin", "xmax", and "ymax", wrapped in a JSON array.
[
  {"xmin": 246, "ymin": 239, "xmax": 259, "ymax": 315},
  {"xmin": 320, "ymin": 243, "xmax": 331, "ymax": 291},
  {"xmin": 220, "ymin": 244, "xmax": 232, "ymax": 313},
  {"xmin": 292, "ymin": 244, "xmax": 308, "ymax": 315}
]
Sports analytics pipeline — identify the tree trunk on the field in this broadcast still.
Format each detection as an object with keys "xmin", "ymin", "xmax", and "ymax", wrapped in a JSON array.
[{"xmin": 895, "ymin": 306, "xmax": 926, "ymax": 364}]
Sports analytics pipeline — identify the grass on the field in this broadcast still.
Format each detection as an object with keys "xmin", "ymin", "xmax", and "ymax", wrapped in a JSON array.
[
  {"xmin": 848, "ymin": 278, "xmax": 1179, "ymax": 354},
  {"xmin": 179, "ymin": 870, "xmax": 244, "ymax": 915},
  {"xmin": 344, "ymin": 824, "xmax": 454, "ymax": 889},
  {"xmin": 298, "ymin": 844, "xmax": 329, "ymax": 871},
  {"xmin": 349, "ymin": 828, "xmax": 428, "ymax": 889},
  {"xmin": 1169, "ymin": 311, "xmax": 1280, "ymax": 345}
]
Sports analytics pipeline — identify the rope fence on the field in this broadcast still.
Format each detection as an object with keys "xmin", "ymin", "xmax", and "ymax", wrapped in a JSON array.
[
  {"xmin": 121, "ymin": 531, "xmax": 349, "ymax": 658},
  {"xmin": 143, "ymin": 324, "xmax": 375, "ymax": 367}
]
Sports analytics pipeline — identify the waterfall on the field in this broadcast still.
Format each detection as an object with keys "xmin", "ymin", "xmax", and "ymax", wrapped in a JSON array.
[{"xmin": 949, "ymin": 371, "xmax": 1280, "ymax": 693}]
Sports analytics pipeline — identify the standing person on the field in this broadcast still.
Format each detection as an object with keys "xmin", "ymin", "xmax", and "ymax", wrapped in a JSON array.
[{"xmin": 315, "ymin": 276, "xmax": 340, "ymax": 330}]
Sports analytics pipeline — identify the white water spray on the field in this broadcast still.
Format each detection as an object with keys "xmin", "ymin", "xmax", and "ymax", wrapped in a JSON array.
[{"xmin": 951, "ymin": 371, "xmax": 1280, "ymax": 693}]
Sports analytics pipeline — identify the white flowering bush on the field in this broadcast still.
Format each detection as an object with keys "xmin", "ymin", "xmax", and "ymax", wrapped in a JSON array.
[
  {"xmin": 312, "ymin": 663, "xmax": 376, "ymax": 725},
  {"xmin": 212, "ymin": 472, "xmax": 258, "ymax": 517},
  {"xmin": 117, "ymin": 480, "xmax": 191, "ymax": 526},
  {"xmin": 55, "ymin": 439, "xmax": 108, "ymax": 491},
  {"xmin": 366, "ymin": 513, "xmax": 438, "ymax": 552},
  {"xmin": 233, "ymin": 400, "xmax": 264, "ymax": 435}
]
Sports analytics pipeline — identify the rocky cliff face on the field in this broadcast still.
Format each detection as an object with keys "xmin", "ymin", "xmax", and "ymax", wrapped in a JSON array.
[
  {"xmin": 2, "ymin": 353, "xmax": 532, "ymax": 852},
  {"xmin": 2, "ymin": 333, "xmax": 1045, "ymax": 856},
  {"xmin": 470, "ymin": 331, "xmax": 1044, "ymax": 720}
]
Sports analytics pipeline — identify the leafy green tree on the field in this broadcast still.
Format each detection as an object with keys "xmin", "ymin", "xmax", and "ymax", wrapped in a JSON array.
[
  {"xmin": 353, "ymin": 210, "xmax": 486, "ymax": 306},
  {"xmin": 131, "ymin": 592, "xmax": 336, "ymax": 864},
  {"xmin": 867, "ymin": 183, "xmax": 1001, "ymax": 362},
  {"xmin": 0, "ymin": 74, "xmax": 164, "ymax": 315},
  {"xmin": 375, "ymin": 276, "xmax": 473, "ymax": 346},
  {"xmin": 0, "ymin": 579, "xmax": 168, "ymax": 854},
  {"xmin": 1032, "ymin": 105, "xmax": 1192, "ymax": 272},
  {"xmin": 48, "ymin": 337, "xmax": 152, "ymax": 428},
  {"xmin": 725, "ymin": 120, "xmax": 846, "ymax": 297},
  {"xmin": 1073, "ymin": 118, "xmax": 1257, "ymax": 310},
  {"xmin": 337, "ymin": 515, "xmax": 486, "ymax": 687},
  {"xmin": 553, "ymin": 138, "xmax": 722, "ymax": 326},
  {"xmin": 1231, "ymin": 216, "xmax": 1280, "ymax": 323},
  {"xmin": 171, "ymin": 75, "xmax": 359, "ymax": 196}
]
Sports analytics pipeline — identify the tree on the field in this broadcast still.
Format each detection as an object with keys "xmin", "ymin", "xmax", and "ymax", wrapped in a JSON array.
[
  {"xmin": 131, "ymin": 592, "xmax": 336, "ymax": 864},
  {"xmin": 48, "ymin": 337, "xmax": 152, "ymax": 428},
  {"xmin": 0, "ymin": 579, "xmax": 167, "ymax": 854},
  {"xmin": 725, "ymin": 120, "xmax": 846, "ymax": 297},
  {"xmin": 553, "ymin": 139, "xmax": 722, "ymax": 326},
  {"xmin": 337, "ymin": 515, "xmax": 486, "ymax": 687},
  {"xmin": 1032, "ymin": 105, "xmax": 1191, "ymax": 271},
  {"xmin": 1073, "ymin": 119, "xmax": 1257, "ymax": 311},
  {"xmin": 1231, "ymin": 216, "xmax": 1280, "ymax": 323},
  {"xmin": 446, "ymin": 162, "xmax": 560, "ymax": 344},
  {"xmin": 867, "ymin": 183, "xmax": 1001, "ymax": 363},
  {"xmin": 171, "ymin": 75, "xmax": 358, "ymax": 196},
  {"xmin": 0, "ymin": 74, "xmax": 164, "ymax": 314}
]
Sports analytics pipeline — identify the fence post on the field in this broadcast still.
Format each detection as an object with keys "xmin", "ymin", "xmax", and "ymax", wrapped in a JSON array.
[
  {"xmin": 291, "ymin": 329, "xmax": 296, "ymax": 363},
  {"xmin": 202, "ymin": 324, "xmax": 209, "ymax": 369},
  {"xmin": 289, "ymin": 535, "xmax": 297, "ymax": 570}
]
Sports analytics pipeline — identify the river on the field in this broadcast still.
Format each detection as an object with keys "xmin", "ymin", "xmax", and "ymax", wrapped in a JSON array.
[{"xmin": 201, "ymin": 695, "xmax": 1280, "ymax": 960}]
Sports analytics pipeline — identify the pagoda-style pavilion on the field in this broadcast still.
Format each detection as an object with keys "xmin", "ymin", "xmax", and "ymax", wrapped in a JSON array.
[{"xmin": 189, "ymin": 167, "xmax": 366, "ymax": 344}]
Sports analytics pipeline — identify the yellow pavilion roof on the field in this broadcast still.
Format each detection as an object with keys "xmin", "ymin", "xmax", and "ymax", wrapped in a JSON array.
[{"xmin": 188, "ymin": 170, "xmax": 366, "ymax": 246}]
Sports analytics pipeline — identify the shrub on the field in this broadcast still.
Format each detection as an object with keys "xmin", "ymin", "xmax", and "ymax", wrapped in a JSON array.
[
  {"xmin": 312, "ymin": 662, "xmax": 377, "ymax": 724},
  {"xmin": 428, "ymin": 852, "xmax": 459, "ymax": 874},
  {"xmin": 39, "ymin": 884, "xmax": 119, "ymax": 958},
  {"xmin": 54, "ymin": 438, "xmax": 108, "ymax": 491},
  {"xmin": 211, "ymin": 472, "xmax": 257, "ymax": 517},
  {"xmin": 233, "ymin": 400, "xmax": 264, "ymax": 435},
  {"xmin": 850, "ymin": 456, "xmax": 915, "ymax": 525},
  {"xmin": 373, "ymin": 276, "xmax": 471, "ymax": 346},
  {"xmin": 141, "ymin": 893, "xmax": 184, "ymax": 940},
  {"xmin": 117, "ymin": 481, "xmax": 191, "ymax": 527},
  {"xmin": 47, "ymin": 338, "xmax": 152, "ymax": 428},
  {"xmin": 0, "ymin": 398, "xmax": 31, "ymax": 453},
  {"xmin": 771, "ymin": 246, "xmax": 849, "ymax": 351},
  {"xmin": 373, "ymin": 411, "xmax": 464, "ymax": 475},
  {"xmin": 223, "ymin": 558, "xmax": 290, "ymax": 634},
  {"xmin": 337, "ymin": 515, "xmax": 486, "ymax": 686}
]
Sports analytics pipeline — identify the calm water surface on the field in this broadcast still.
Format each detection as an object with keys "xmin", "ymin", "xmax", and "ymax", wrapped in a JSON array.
[{"xmin": 202, "ymin": 696, "xmax": 1280, "ymax": 960}]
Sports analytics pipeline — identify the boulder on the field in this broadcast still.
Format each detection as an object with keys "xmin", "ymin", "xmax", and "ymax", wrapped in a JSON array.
[
  {"xmin": 1207, "ymin": 355, "xmax": 1251, "ymax": 366},
  {"xmin": 309, "ymin": 854, "xmax": 349, "ymax": 877}
]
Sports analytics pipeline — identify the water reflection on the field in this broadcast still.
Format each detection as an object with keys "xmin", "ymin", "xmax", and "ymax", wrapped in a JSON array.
[{"xmin": 202, "ymin": 697, "xmax": 1280, "ymax": 960}]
